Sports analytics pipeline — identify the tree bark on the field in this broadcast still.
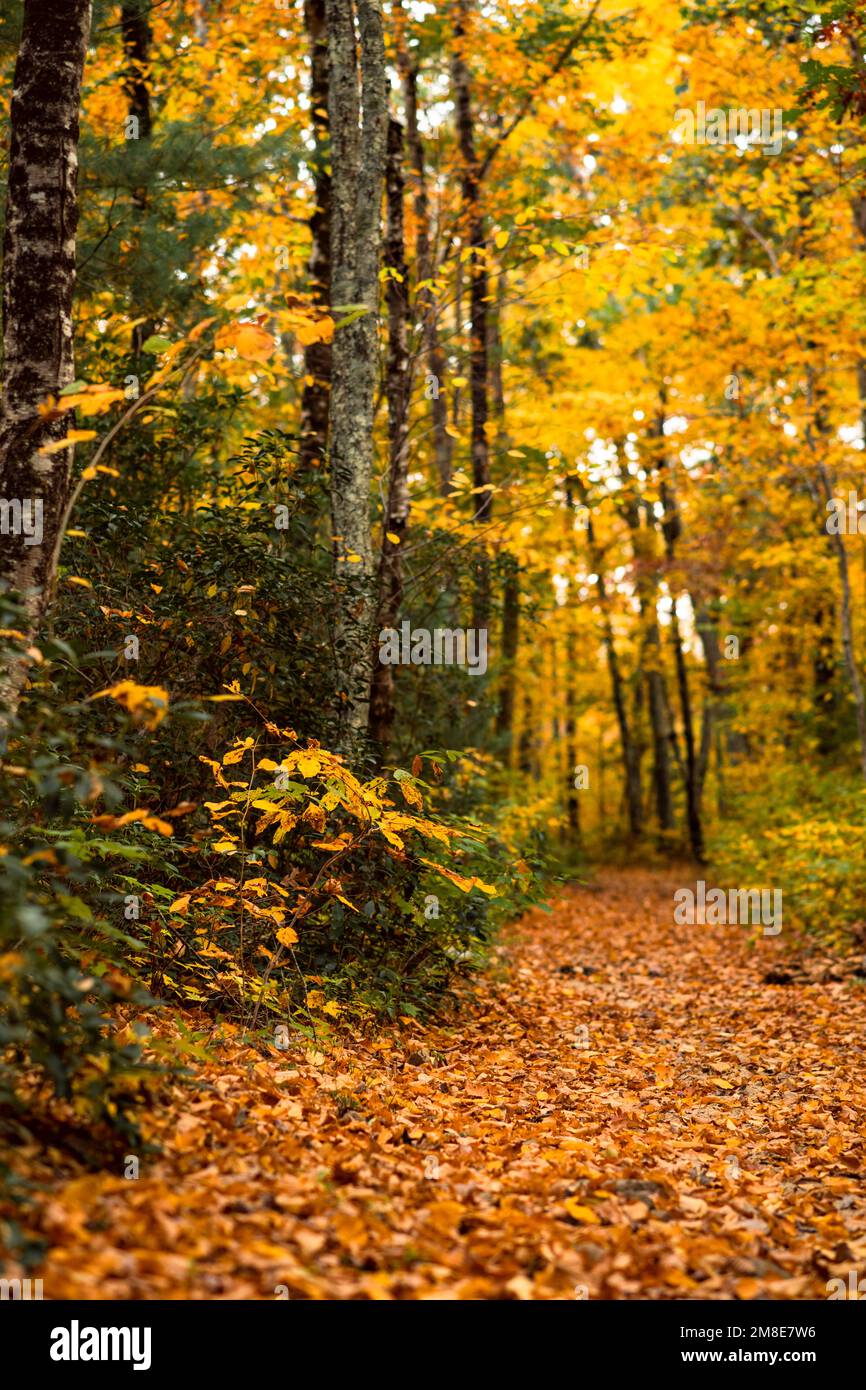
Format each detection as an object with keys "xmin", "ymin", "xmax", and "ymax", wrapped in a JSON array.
[
  {"xmin": 495, "ymin": 552, "xmax": 519, "ymax": 753},
  {"xmin": 575, "ymin": 477, "xmax": 642, "ymax": 840},
  {"xmin": 398, "ymin": 35, "xmax": 452, "ymax": 495},
  {"xmin": 616, "ymin": 455, "xmax": 674, "ymax": 838},
  {"xmin": 121, "ymin": 0, "xmax": 152, "ymax": 142},
  {"xmin": 326, "ymin": 0, "xmax": 388, "ymax": 750},
  {"xmin": 300, "ymin": 0, "xmax": 333, "ymax": 486},
  {"xmin": 121, "ymin": 0, "xmax": 155, "ymax": 361},
  {"xmin": 369, "ymin": 118, "xmax": 410, "ymax": 756},
  {"xmin": 695, "ymin": 599, "xmax": 724, "ymax": 795},
  {"xmin": 451, "ymin": 0, "xmax": 491, "ymax": 628},
  {"xmin": 813, "ymin": 460, "xmax": 866, "ymax": 779},
  {"xmin": 0, "ymin": 0, "xmax": 93, "ymax": 729},
  {"xmin": 655, "ymin": 402, "xmax": 705, "ymax": 863}
]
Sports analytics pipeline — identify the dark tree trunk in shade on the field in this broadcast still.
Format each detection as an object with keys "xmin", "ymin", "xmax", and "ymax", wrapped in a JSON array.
[
  {"xmin": 563, "ymin": 485, "xmax": 581, "ymax": 842},
  {"xmin": 369, "ymin": 119, "xmax": 411, "ymax": 756},
  {"xmin": 616, "ymin": 451, "xmax": 674, "ymax": 839},
  {"xmin": 122, "ymin": 0, "xmax": 155, "ymax": 360},
  {"xmin": 398, "ymin": 35, "xmax": 452, "ymax": 495},
  {"xmin": 574, "ymin": 477, "xmax": 643, "ymax": 840},
  {"xmin": 655, "ymin": 396, "xmax": 705, "ymax": 864},
  {"xmin": 452, "ymin": 0, "xmax": 491, "ymax": 628},
  {"xmin": 495, "ymin": 553, "xmax": 519, "ymax": 753},
  {"xmin": 300, "ymin": 0, "xmax": 333, "ymax": 485}
]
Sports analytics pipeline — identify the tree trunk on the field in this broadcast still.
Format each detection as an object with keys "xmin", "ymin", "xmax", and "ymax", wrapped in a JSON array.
[
  {"xmin": 300, "ymin": 0, "xmax": 333, "ymax": 487},
  {"xmin": 695, "ymin": 599, "xmax": 725, "ymax": 795},
  {"xmin": 121, "ymin": 0, "xmax": 154, "ymax": 361},
  {"xmin": 495, "ymin": 553, "xmax": 519, "ymax": 754},
  {"xmin": 814, "ymin": 460, "xmax": 866, "ymax": 779},
  {"xmin": 369, "ymin": 118, "xmax": 410, "ymax": 756},
  {"xmin": 575, "ymin": 478, "xmax": 642, "ymax": 839},
  {"xmin": 452, "ymin": 0, "xmax": 491, "ymax": 628},
  {"xmin": 803, "ymin": 350, "xmax": 866, "ymax": 782},
  {"xmin": 398, "ymin": 37, "xmax": 451, "ymax": 495},
  {"xmin": 326, "ymin": 0, "xmax": 387, "ymax": 751},
  {"xmin": 616, "ymin": 458, "xmax": 674, "ymax": 838},
  {"xmin": 564, "ymin": 607, "xmax": 581, "ymax": 844},
  {"xmin": 656, "ymin": 401, "xmax": 705, "ymax": 863},
  {"xmin": 0, "ymin": 0, "xmax": 93, "ymax": 729}
]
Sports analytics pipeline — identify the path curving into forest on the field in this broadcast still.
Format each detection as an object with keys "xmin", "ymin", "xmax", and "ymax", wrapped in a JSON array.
[{"xmin": 26, "ymin": 869, "xmax": 866, "ymax": 1299}]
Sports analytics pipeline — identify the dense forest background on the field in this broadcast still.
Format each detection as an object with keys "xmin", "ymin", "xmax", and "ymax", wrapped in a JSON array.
[{"xmin": 2, "ymin": 0, "xmax": 866, "ymax": 1301}]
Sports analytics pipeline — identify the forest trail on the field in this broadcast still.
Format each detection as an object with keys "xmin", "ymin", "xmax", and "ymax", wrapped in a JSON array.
[{"xmin": 29, "ymin": 869, "xmax": 866, "ymax": 1300}]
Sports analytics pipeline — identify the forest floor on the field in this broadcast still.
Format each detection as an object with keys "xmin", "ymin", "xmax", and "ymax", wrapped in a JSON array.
[{"xmin": 16, "ymin": 867, "xmax": 866, "ymax": 1300}]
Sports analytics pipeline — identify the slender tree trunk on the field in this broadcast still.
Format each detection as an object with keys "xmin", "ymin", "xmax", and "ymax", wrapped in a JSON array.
[
  {"xmin": 815, "ymin": 460, "xmax": 866, "ymax": 779},
  {"xmin": 300, "ymin": 0, "xmax": 332, "ymax": 485},
  {"xmin": 575, "ymin": 479, "xmax": 642, "ymax": 839},
  {"xmin": 803, "ymin": 347, "xmax": 866, "ymax": 781},
  {"xmin": 564, "ymin": 607, "xmax": 581, "ymax": 843},
  {"xmin": 668, "ymin": 609, "xmax": 705, "ymax": 862},
  {"xmin": 452, "ymin": 0, "xmax": 491, "ymax": 628},
  {"xmin": 0, "ymin": 0, "xmax": 93, "ymax": 730},
  {"xmin": 562, "ymin": 482, "xmax": 580, "ymax": 841},
  {"xmin": 695, "ymin": 600, "xmax": 725, "ymax": 795},
  {"xmin": 326, "ymin": 0, "xmax": 387, "ymax": 751},
  {"xmin": 518, "ymin": 689, "xmax": 536, "ymax": 779},
  {"xmin": 857, "ymin": 361, "xmax": 866, "ymax": 448},
  {"xmin": 489, "ymin": 269, "xmax": 506, "ymax": 423},
  {"xmin": 121, "ymin": 0, "xmax": 152, "ymax": 141},
  {"xmin": 369, "ymin": 118, "xmax": 410, "ymax": 755},
  {"xmin": 121, "ymin": 0, "xmax": 154, "ymax": 361},
  {"xmin": 655, "ymin": 399, "xmax": 705, "ymax": 862},
  {"xmin": 617, "ymin": 459, "xmax": 674, "ymax": 838},
  {"xmin": 398, "ymin": 35, "xmax": 451, "ymax": 495},
  {"xmin": 495, "ymin": 553, "xmax": 519, "ymax": 753}
]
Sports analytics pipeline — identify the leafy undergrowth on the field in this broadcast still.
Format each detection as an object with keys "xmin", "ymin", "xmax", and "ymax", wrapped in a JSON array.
[{"xmin": 4, "ymin": 868, "xmax": 866, "ymax": 1300}]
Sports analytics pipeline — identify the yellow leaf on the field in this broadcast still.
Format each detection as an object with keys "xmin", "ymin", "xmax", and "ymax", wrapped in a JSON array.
[
  {"xmin": 169, "ymin": 896, "xmax": 191, "ymax": 914},
  {"xmin": 494, "ymin": 230, "xmax": 509, "ymax": 250},
  {"xmin": 302, "ymin": 803, "xmax": 326, "ymax": 831},
  {"xmin": 563, "ymin": 1199, "xmax": 599, "ymax": 1224},
  {"xmin": 199, "ymin": 756, "xmax": 229, "ymax": 788},
  {"xmin": 418, "ymin": 857, "xmax": 497, "ymax": 896},
  {"xmin": 188, "ymin": 314, "xmax": 217, "ymax": 341},
  {"xmin": 276, "ymin": 926, "xmax": 298, "ymax": 948},
  {"xmin": 399, "ymin": 780, "xmax": 423, "ymax": 809},
  {"xmin": 223, "ymin": 739, "xmax": 253, "ymax": 765},
  {"xmin": 90, "ymin": 680, "xmax": 169, "ymax": 728},
  {"xmin": 57, "ymin": 384, "xmax": 126, "ymax": 417},
  {"xmin": 41, "ymin": 429, "xmax": 98, "ymax": 455},
  {"xmin": 215, "ymin": 320, "xmax": 275, "ymax": 363}
]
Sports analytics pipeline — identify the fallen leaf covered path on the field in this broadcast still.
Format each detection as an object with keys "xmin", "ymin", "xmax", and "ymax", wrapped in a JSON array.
[{"xmin": 25, "ymin": 868, "xmax": 866, "ymax": 1299}]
